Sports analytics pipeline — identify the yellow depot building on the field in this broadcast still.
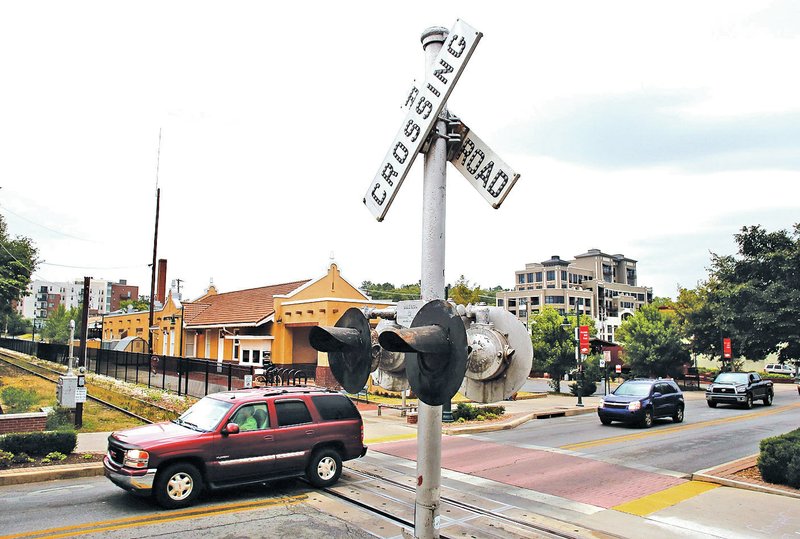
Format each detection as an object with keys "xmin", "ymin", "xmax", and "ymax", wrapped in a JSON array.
[{"xmin": 177, "ymin": 263, "xmax": 390, "ymax": 385}]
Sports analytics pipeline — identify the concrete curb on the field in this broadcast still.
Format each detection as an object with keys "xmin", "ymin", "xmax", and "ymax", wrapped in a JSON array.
[
  {"xmin": 693, "ymin": 455, "xmax": 800, "ymax": 500},
  {"xmin": 443, "ymin": 406, "xmax": 597, "ymax": 435},
  {"xmin": 0, "ymin": 462, "xmax": 104, "ymax": 486},
  {"xmin": 692, "ymin": 472, "xmax": 800, "ymax": 500}
]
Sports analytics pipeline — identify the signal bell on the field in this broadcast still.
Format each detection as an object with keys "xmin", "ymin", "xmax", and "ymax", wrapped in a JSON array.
[
  {"xmin": 378, "ymin": 300, "xmax": 468, "ymax": 406},
  {"xmin": 308, "ymin": 307, "xmax": 372, "ymax": 394}
]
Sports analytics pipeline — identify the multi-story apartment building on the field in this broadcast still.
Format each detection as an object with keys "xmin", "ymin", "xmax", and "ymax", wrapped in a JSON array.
[
  {"xmin": 496, "ymin": 249, "xmax": 653, "ymax": 343},
  {"xmin": 17, "ymin": 278, "xmax": 135, "ymax": 325},
  {"xmin": 107, "ymin": 280, "xmax": 139, "ymax": 312}
]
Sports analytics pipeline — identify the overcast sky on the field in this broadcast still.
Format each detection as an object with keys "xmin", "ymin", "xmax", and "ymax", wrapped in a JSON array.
[{"xmin": 2, "ymin": 1, "xmax": 798, "ymax": 303}]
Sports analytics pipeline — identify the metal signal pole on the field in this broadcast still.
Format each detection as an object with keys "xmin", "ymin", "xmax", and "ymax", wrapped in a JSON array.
[
  {"xmin": 416, "ymin": 26, "xmax": 449, "ymax": 539},
  {"xmin": 149, "ymin": 129, "xmax": 162, "ymax": 354}
]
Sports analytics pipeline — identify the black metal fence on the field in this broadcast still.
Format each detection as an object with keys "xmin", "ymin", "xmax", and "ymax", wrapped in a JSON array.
[{"xmin": 0, "ymin": 338, "xmax": 313, "ymax": 399}]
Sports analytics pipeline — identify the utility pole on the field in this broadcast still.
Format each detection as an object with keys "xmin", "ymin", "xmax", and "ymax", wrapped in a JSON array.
[
  {"xmin": 76, "ymin": 276, "xmax": 91, "ymax": 428},
  {"xmin": 148, "ymin": 129, "xmax": 162, "ymax": 354}
]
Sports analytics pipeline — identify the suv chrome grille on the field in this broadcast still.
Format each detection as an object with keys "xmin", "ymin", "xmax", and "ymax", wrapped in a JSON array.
[{"xmin": 108, "ymin": 443, "xmax": 125, "ymax": 466}]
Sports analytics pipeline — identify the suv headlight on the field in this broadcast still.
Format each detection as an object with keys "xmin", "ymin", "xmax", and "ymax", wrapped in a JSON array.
[
  {"xmin": 123, "ymin": 449, "xmax": 150, "ymax": 469},
  {"xmin": 628, "ymin": 401, "xmax": 642, "ymax": 411},
  {"xmin": 735, "ymin": 385, "xmax": 746, "ymax": 393}
]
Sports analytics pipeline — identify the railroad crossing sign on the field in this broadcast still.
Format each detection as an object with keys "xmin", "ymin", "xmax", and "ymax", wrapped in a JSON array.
[
  {"xmin": 364, "ymin": 19, "xmax": 482, "ymax": 221},
  {"xmin": 450, "ymin": 121, "xmax": 520, "ymax": 208}
]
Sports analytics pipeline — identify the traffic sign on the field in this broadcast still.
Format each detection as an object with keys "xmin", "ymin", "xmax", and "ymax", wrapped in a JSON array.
[
  {"xmin": 75, "ymin": 387, "xmax": 87, "ymax": 403},
  {"xmin": 450, "ymin": 122, "xmax": 520, "ymax": 208},
  {"xmin": 615, "ymin": 364, "xmax": 622, "ymax": 374},
  {"xmin": 364, "ymin": 19, "xmax": 482, "ymax": 221},
  {"xmin": 396, "ymin": 299, "xmax": 425, "ymax": 328}
]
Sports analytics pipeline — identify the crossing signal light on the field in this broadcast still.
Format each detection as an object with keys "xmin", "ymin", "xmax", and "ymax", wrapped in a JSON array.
[
  {"xmin": 378, "ymin": 300, "xmax": 468, "ymax": 406},
  {"xmin": 308, "ymin": 308, "xmax": 372, "ymax": 394}
]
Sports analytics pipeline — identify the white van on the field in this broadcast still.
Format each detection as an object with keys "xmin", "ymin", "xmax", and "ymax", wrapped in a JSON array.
[{"xmin": 764, "ymin": 363, "xmax": 795, "ymax": 375}]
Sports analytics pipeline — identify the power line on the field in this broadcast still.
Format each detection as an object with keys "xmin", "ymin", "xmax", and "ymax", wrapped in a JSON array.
[
  {"xmin": 0, "ymin": 203, "xmax": 95, "ymax": 242},
  {"xmin": 41, "ymin": 261, "xmax": 147, "ymax": 270}
]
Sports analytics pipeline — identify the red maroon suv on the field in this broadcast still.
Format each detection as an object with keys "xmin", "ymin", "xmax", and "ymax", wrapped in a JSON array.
[{"xmin": 104, "ymin": 387, "xmax": 367, "ymax": 508}]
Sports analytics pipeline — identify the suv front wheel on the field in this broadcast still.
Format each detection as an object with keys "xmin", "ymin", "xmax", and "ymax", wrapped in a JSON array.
[
  {"xmin": 306, "ymin": 448, "xmax": 342, "ymax": 488},
  {"xmin": 154, "ymin": 462, "xmax": 203, "ymax": 509}
]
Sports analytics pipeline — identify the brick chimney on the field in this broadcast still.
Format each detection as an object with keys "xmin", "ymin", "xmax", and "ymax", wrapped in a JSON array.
[{"xmin": 156, "ymin": 259, "xmax": 167, "ymax": 304}]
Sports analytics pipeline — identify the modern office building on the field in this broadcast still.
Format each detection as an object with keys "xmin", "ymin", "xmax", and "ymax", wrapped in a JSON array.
[{"xmin": 496, "ymin": 249, "xmax": 653, "ymax": 342}]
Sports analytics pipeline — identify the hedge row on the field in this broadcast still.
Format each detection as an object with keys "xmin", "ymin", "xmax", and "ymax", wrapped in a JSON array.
[
  {"xmin": 0, "ymin": 431, "xmax": 77, "ymax": 457},
  {"xmin": 758, "ymin": 428, "xmax": 800, "ymax": 488}
]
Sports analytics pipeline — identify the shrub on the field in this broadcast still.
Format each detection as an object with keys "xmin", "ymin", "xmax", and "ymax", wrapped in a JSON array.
[
  {"xmin": 0, "ymin": 450, "xmax": 12, "ymax": 468},
  {"xmin": 569, "ymin": 380, "xmax": 597, "ymax": 397},
  {"xmin": 0, "ymin": 387, "xmax": 38, "ymax": 413},
  {"xmin": 46, "ymin": 407, "xmax": 74, "ymax": 430},
  {"xmin": 452, "ymin": 403, "xmax": 505, "ymax": 422},
  {"xmin": 0, "ymin": 431, "xmax": 77, "ymax": 457},
  {"xmin": 41, "ymin": 451, "xmax": 67, "ymax": 464},
  {"xmin": 12, "ymin": 452, "xmax": 34, "ymax": 464},
  {"xmin": 758, "ymin": 428, "xmax": 800, "ymax": 488}
]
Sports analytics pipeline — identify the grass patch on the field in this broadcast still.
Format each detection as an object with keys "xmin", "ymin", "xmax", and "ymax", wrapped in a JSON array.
[{"xmin": 0, "ymin": 361, "xmax": 144, "ymax": 432}]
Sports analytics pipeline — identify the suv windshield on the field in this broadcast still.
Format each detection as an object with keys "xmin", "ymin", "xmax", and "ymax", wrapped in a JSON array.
[
  {"xmin": 714, "ymin": 373, "xmax": 749, "ymax": 384},
  {"xmin": 174, "ymin": 397, "xmax": 234, "ymax": 432},
  {"xmin": 614, "ymin": 382, "xmax": 652, "ymax": 397}
]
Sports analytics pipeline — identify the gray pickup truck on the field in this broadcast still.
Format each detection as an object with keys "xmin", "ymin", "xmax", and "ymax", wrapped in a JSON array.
[{"xmin": 706, "ymin": 371, "xmax": 773, "ymax": 409}]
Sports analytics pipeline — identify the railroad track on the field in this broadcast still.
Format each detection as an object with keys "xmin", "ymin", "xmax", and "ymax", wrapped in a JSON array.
[
  {"xmin": 0, "ymin": 353, "xmax": 153, "ymax": 424},
  {"xmin": 322, "ymin": 466, "xmax": 588, "ymax": 539}
]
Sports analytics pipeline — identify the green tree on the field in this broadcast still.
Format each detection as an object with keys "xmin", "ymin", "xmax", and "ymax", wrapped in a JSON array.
[
  {"xmin": 448, "ymin": 275, "xmax": 482, "ymax": 305},
  {"xmin": 119, "ymin": 297, "xmax": 150, "ymax": 312},
  {"xmin": 0, "ymin": 215, "xmax": 38, "ymax": 320},
  {"xmin": 40, "ymin": 305, "xmax": 83, "ymax": 344},
  {"xmin": 360, "ymin": 281, "xmax": 421, "ymax": 302},
  {"xmin": 529, "ymin": 306, "xmax": 594, "ymax": 392},
  {"xmin": 2, "ymin": 311, "xmax": 31, "ymax": 336},
  {"xmin": 706, "ymin": 224, "xmax": 800, "ymax": 363},
  {"xmin": 616, "ymin": 302, "xmax": 690, "ymax": 378}
]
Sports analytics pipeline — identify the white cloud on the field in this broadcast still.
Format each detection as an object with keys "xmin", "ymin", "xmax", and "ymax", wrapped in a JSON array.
[{"xmin": 1, "ymin": 1, "xmax": 798, "ymax": 302}]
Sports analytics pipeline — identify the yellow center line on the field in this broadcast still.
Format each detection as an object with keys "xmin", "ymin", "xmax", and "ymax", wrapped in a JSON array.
[
  {"xmin": 0, "ymin": 495, "xmax": 307, "ymax": 539},
  {"xmin": 561, "ymin": 402, "xmax": 800, "ymax": 451}
]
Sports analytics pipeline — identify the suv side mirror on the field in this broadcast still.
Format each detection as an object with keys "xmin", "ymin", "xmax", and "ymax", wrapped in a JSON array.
[
  {"xmin": 652, "ymin": 392, "xmax": 662, "ymax": 398},
  {"xmin": 222, "ymin": 423, "xmax": 240, "ymax": 436}
]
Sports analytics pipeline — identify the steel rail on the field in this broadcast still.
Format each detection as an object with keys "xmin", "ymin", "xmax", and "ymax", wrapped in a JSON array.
[
  {"xmin": 0, "ymin": 354, "xmax": 153, "ymax": 424},
  {"xmin": 323, "ymin": 467, "xmax": 584, "ymax": 539}
]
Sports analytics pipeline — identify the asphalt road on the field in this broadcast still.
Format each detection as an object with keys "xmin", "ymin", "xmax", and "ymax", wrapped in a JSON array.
[
  {"xmin": 1, "ymin": 383, "xmax": 797, "ymax": 539},
  {"xmin": 489, "ymin": 383, "xmax": 800, "ymax": 474}
]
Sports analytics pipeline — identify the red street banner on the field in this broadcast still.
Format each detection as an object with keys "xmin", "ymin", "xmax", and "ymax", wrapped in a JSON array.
[
  {"xmin": 579, "ymin": 325, "xmax": 590, "ymax": 355},
  {"xmin": 723, "ymin": 338, "xmax": 732, "ymax": 359}
]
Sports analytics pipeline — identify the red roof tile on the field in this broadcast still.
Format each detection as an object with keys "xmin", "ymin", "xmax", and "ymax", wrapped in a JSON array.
[{"xmin": 184, "ymin": 280, "xmax": 309, "ymax": 327}]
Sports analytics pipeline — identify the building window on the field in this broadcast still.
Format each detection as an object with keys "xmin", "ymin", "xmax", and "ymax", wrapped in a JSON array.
[
  {"xmin": 535, "ymin": 272, "xmax": 542, "ymax": 282},
  {"xmin": 497, "ymin": 299, "xmax": 504, "ymax": 307},
  {"xmin": 546, "ymin": 270, "xmax": 555, "ymax": 281},
  {"xmin": 545, "ymin": 295, "xmax": 564, "ymax": 304},
  {"xmin": 531, "ymin": 297, "xmax": 540, "ymax": 305},
  {"xmin": 518, "ymin": 274, "xmax": 525, "ymax": 284},
  {"xmin": 526, "ymin": 273, "xmax": 533, "ymax": 283},
  {"xmin": 561, "ymin": 270, "xmax": 567, "ymax": 281}
]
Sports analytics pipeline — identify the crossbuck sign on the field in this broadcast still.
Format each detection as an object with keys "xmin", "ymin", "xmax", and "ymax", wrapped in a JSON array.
[{"xmin": 364, "ymin": 20, "xmax": 482, "ymax": 221}]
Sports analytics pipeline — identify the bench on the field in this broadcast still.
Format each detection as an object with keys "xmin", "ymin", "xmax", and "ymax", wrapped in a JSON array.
[{"xmin": 376, "ymin": 403, "xmax": 418, "ymax": 417}]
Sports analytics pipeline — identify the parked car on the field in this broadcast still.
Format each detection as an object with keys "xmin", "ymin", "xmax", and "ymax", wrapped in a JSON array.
[
  {"xmin": 764, "ymin": 363, "xmax": 796, "ymax": 376},
  {"xmin": 598, "ymin": 379, "xmax": 684, "ymax": 428},
  {"xmin": 104, "ymin": 387, "xmax": 367, "ymax": 508},
  {"xmin": 706, "ymin": 371, "xmax": 773, "ymax": 408}
]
